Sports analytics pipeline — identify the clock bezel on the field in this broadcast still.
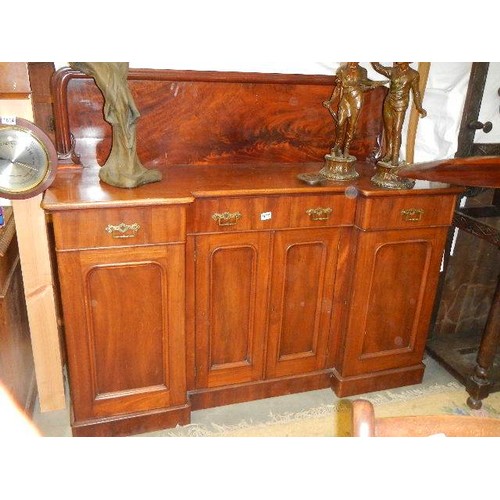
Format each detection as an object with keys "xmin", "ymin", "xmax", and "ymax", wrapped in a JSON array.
[{"xmin": 0, "ymin": 117, "xmax": 58, "ymax": 200}]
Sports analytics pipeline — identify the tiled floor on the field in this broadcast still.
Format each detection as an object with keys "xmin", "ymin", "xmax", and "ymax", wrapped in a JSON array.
[{"xmin": 32, "ymin": 354, "xmax": 459, "ymax": 437}]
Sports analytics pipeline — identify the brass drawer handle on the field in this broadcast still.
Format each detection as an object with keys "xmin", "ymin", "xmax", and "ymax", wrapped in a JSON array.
[
  {"xmin": 212, "ymin": 211, "xmax": 242, "ymax": 226},
  {"xmin": 306, "ymin": 207, "xmax": 333, "ymax": 221},
  {"xmin": 401, "ymin": 209, "xmax": 424, "ymax": 222},
  {"xmin": 105, "ymin": 222, "xmax": 141, "ymax": 238}
]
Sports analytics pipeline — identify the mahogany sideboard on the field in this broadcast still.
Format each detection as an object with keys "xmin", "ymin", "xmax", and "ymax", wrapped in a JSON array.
[{"xmin": 41, "ymin": 68, "xmax": 462, "ymax": 436}]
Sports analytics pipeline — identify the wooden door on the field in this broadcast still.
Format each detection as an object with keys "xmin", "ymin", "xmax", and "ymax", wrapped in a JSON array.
[
  {"xmin": 342, "ymin": 227, "xmax": 447, "ymax": 376},
  {"xmin": 57, "ymin": 244, "xmax": 187, "ymax": 422},
  {"xmin": 266, "ymin": 228, "xmax": 341, "ymax": 378},
  {"xmin": 194, "ymin": 232, "xmax": 271, "ymax": 388}
]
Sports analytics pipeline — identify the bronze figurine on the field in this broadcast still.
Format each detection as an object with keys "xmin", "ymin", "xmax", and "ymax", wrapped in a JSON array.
[
  {"xmin": 324, "ymin": 62, "xmax": 387, "ymax": 158},
  {"xmin": 370, "ymin": 62, "xmax": 427, "ymax": 190},
  {"xmin": 69, "ymin": 62, "xmax": 162, "ymax": 189},
  {"xmin": 318, "ymin": 63, "xmax": 386, "ymax": 182},
  {"xmin": 371, "ymin": 62, "xmax": 427, "ymax": 166}
]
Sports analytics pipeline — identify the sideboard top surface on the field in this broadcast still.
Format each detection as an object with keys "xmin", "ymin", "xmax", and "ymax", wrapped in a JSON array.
[{"xmin": 42, "ymin": 162, "xmax": 462, "ymax": 211}]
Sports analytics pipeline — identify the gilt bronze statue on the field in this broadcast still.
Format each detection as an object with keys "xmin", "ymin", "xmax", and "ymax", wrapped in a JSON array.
[
  {"xmin": 319, "ymin": 62, "xmax": 387, "ymax": 181},
  {"xmin": 69, "ymin": 62, "xmax": 162, "ymax": 189},
  {"xmin": 370, "ymin": 62, "xmax": 427, "ymax": 189}
]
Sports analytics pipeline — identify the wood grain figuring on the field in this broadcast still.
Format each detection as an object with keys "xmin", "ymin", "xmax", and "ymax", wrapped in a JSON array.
[
  {"xmin": 52, "ymin": 68, "xmax": 386, "ymax": 167},
  {"xmin": 355, "ymin": 194, "xmax": 456, "ymax": 230},
  {"xmin": 266, "ymin": 228, "xmax": 340, "ymax": 378},
  {"xmin": 195, "ymin": 232, "xmax": 270, "ymax": 389},
  {"xmin": 361, "ymin": 240, "xmax": 430, "ymax": 355},
  {"xmin": 43, "ymin": 68, "xmax": 466, "ymax": 435},
  {"xmin": 56, "ymin": 244, "xmax": 187, "ymax": 422},
  {"xmin": 332, "ymin": 364, "xmax": 425, "ymax": 397},
  {"xmin": 51, "ymin": 205, "xmax": 186, "ymax": 250},
  {"xmin": 87, "ymin": 261, "xmax": 166, "ymax": 395},
  {"xmin": 191, "ymin": 193, "xmax": 356, "ymax": 233},
  {"xmin": 341, "ymin": 226, "xmax": 448, "ymax": 377}
]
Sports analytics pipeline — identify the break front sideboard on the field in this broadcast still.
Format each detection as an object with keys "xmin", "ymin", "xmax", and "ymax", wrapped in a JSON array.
[{"xmin": 42, "ymin": 68, "xmax": 462, "ymax": 436}]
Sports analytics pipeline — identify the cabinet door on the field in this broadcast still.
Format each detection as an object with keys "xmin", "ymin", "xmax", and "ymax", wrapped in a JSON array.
[
  {"xmin": 194, "ymin": 232, "xmax": 271, "ymax": 388},
  {"xmin": 57, "ymin": 245, "xmax": 186, "ymax": 421},
  {"xmin": 266, "ymin": 228, "xmax": 341, "ymax": 378},
  {"xmin": 341, "ymin": 227, "xmax": 447, "ymax": 376}
]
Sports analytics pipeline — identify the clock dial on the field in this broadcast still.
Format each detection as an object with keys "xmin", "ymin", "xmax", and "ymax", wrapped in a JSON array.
[
  {"xmin": 0, "ymin": 118, "xmax": 57, "ymax": 199},
  {"xmin": 0, "ymin": 127, "xmax": 49, "ymax": 193}
]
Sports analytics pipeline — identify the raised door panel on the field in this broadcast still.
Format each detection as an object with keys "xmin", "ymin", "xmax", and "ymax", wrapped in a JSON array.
[
  {"xmin": 57, "ymin": 245, "xmax": 186, "ymax": 420},
  {"xmin": 342, "ymin": 227, "xmax": 447, "ymax": 376},
  {"xmin": 194, "ymin": 232, "xmax": 271, "ymax": 388},
  {"xmin": 266, "ymin": 228, "xmax": 341, "ymax": 378}
]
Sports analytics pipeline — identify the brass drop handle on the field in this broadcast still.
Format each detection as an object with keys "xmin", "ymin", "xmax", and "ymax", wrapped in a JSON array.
[
  {"xmin": 105, "ymin": 222, "xmax": 141, "ymax": 238},
  {"xmin": 212, "ymin": 211, "xmax": 242, "ymax": 226},
  {"xmin": 306, "ymin": 207, "xmax": 333, "ymax": 221},
  {"xmin": 401, "ymin": 209, "xmax": 424, "ymax": 222}
]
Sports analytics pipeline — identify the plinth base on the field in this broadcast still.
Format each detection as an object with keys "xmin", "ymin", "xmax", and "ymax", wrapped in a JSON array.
[
  {"xmin": 319, "ymin": 154, "xmax": 359, "ymax": 181},
  {"xmin": 371, "ymin": 161, "xmax": 415, "ymax": 190}
]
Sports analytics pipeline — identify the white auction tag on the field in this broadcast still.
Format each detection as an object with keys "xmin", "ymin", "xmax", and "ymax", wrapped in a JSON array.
[{"xmin": 1, "ymin": 116, "xmax": 16, "ymax": 125}]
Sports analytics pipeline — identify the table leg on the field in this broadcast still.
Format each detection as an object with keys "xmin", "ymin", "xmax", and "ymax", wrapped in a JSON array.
[{"xmin": 466, "ymin": 274, "xmax": 500, "ymax": 409}]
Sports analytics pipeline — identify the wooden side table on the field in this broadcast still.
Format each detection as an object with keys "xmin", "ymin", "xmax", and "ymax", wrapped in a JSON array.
[
  {"xmin": 399, "ymin": 158, "xmax": 500, "ymax": 409},
  {"xmin": 454, "ymin": 203, "xmax": 500, "ymax": 408}
]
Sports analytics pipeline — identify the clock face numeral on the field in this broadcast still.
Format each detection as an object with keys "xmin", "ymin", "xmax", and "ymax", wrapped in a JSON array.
[{"xmin": 0, "ymin": 125, "xmax": 52, "ymax": 196}]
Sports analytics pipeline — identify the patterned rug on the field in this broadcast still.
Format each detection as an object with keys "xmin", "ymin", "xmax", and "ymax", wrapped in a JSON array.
[{"xmin": 155, "ymin": 382, "xmax": 500, "ymax": 437}]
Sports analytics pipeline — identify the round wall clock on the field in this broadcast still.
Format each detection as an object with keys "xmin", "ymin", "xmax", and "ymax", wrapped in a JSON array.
[{"xmin": 0, "ymin": 117, "xmax": 58, "ymax": 199}]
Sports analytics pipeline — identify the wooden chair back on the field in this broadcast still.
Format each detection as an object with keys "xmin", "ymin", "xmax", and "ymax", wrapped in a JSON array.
[{"xmin": 351, "ymin": 399, "xmax": 500, "ymax": 437}]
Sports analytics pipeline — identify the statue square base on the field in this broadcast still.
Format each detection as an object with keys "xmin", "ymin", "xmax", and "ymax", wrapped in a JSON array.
[
  {"xmin": 371, "ymin": 161, "xmax": 415, "ymax": 190},
  {"xmin": 319, "ymin": 154, "xmax": 359, "ymax": 181}
]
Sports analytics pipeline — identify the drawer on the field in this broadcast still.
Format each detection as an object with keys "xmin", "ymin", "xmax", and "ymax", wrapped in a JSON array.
[
  {"xmin": 52, "ymin": 205, "xmax": 186, "ymax": 250},
  {"xmin": 190, "ymin": 194, "xmax": 356, "ymax": 233},
  {"xmin": 356, "ymin": 194, "xmax": 457, "ymax": 231}
]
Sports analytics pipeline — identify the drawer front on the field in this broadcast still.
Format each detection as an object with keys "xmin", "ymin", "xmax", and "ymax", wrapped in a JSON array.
[
  {"xmin": 356, "ymin": 194, "xmax": 457, "ymax": 231},
  {"xmin": 52, "ymin": 205, "xmax": 186, "ymax": 250},
  {"xmin": 191, "ymin": 195, "xmax": 355, "ymax": 233}
]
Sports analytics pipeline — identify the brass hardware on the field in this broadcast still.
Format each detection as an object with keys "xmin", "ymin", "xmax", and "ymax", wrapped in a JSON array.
[
  {"xmin": 401, "ymin": 209, "xmax": 424, "ymax": 222},
  {"xmin": 306, "ymin": 207, "xmax": 333, "ymax": 221},
  {"xmin": 212, "ymin": 211, "xmax": 242, "ymax": 226},
  {"xmin": 105, "ymin": 222, "xmax": 141, "ymax": 238}
]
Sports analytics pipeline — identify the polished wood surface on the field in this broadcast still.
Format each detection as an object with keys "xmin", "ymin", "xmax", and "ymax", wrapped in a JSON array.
[
  {"xmin": 194, "ymin": 231, "xmax": 271, "ymax": 389},
  {"xmin": 51, "ymin": 68, "xmax": 386, "ymax": 167},
  {"xmin": 43, "ymin": 68, "xmax": 463, "ymax": 436},
  {"xmin": 338, "ymin": 228, "xmax": 449, "ymax": 384},
  {"xmin": 399, "ymin": 156, "xmax": 500, "ymax": 189},
  {"xmin": 43, "ymin": 161, "xmax": 461, "ymax": 210},
  {"xmin": 266, "ymin": 228, "xmax": 342, "ymax": 379},
  {"xmin": 45, "ymin": 161, "xmax": 461, "ymax": 434},
  {"xmin": 351, "ymin": 398, "xmax": 500, "ymax": 437},
  {"xmin": 56, "ymin": 239, "xmax": 189, "ymax": 436}
]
